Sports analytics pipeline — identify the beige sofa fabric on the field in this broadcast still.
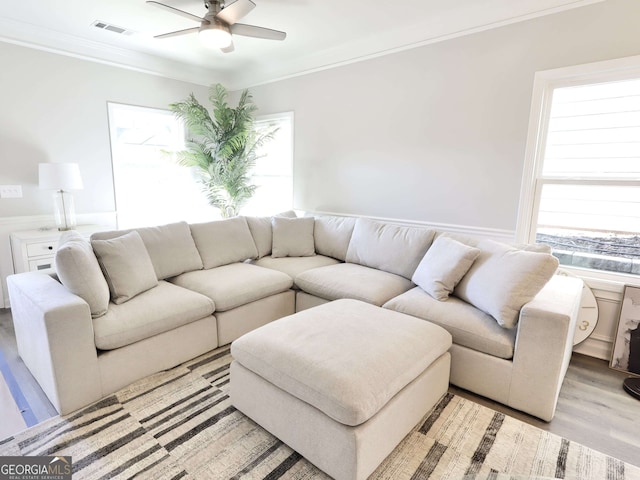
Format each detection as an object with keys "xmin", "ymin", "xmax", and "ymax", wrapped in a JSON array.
[
  {"xmin": 384, "ymin": 287, "xmax": 517, "ymax": 359},
  {"xmin": 245, "ymin": 210, "xmax": 297, "ymax": 258},
  {"xmin": 91, "ymin": 231, "xmax": 158, "ymax": 305},
  {"xmin": 271, "ymin": 216, "xmax": 315, "ymax": 258},
  {"xmin": 454, "ymin": 239, "xmax": 559, "ymax": 328},
  {"xmin": 295, "ymin": 263, "xmax": 414, "ymax": 306},
  {"xmin": 91, "ymin": 221, "xmax": 203, "ymax": 280},
  {"xmin": 252, "ymin": 255, "xmax": 340, "ymax": 284},
  {"xmin": 231, "ymin": 299, "xmax": 452, "ymax": 426},
  {"xmin": 412, "ymin": 235, "xmax": 480, "ymax": 301},
  {"xmin": 190, "ymin": 216, "xmax": 258, "ymax": 269},
  {"xmin": 231, "ymin": 353, "xmax": 450, "ymax": 480},
  {"xmin": 345, "ymin": 218, "xmax": 435, "ymax": 279},
  {"xmin": 170, "ymin": 263, "xmax": 293, "ymax": 312},
  {"xmin": 93, "ymin": 280, "xmax": 215, "ymax": 350},
  {"xmin": 313, "ymin": 215, "xmax": 357, "ymax": 261},
  {"xmin": 54, "ymin": 231, "xmax": 110, "ymax": 318}
]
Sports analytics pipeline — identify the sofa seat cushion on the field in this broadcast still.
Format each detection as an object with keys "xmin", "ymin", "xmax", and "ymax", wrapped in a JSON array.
[
  {"xmin": 252, "ymin": 255, "xmax": 340, "ymax": 286},
  {"xmin": 170, "ymin": 263, "xmax": 293, "ymax": 312},
  {"xmin": 295, "ymin": 263, "xmax": 414, "ymax": 306},
  {"xmin": 231, "ymin": 299, "xmax": 452, "ymax": 426},
  {"xmin": 93, "ymin": 281, "xmax": 215, "ymax": 350},
  {"xmin": 384, "ymin": 287, "xmax": 516, "ymax": 359}
]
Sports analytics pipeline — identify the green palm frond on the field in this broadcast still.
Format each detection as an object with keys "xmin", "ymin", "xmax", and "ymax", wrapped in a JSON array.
[{"xmin": 169, "ymin": 83, "xmax": 278, "ymax": 218}]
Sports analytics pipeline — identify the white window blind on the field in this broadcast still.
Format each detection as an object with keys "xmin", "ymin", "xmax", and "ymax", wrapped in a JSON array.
[{"xmin": 533, "ymin": 78, "xmax": 640, "ymax": 275}]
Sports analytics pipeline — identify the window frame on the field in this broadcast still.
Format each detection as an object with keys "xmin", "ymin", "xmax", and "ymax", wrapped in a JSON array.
[
  {"xmin": 517, "ymin": 54, "xmax": 640, "ymax": 290},
  {"xmin": 243, "ymin": 111, "xmax": 295, "ymax": 215}
]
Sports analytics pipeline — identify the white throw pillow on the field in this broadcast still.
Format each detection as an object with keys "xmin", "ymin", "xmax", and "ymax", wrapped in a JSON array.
[
  {"xmin": 91, "ymin": 231, "xmax": 158, "ymax": 305},
  {"xmin": 245, "ymin": 210, "xmax": 297, "ymax": 258},
  {"xmin": 454, "ymin": 239, "xmax": 559, "ymax": 329},
  {"xmin": 272, "ymin": 216, "xmax": 315, "ymax": 258},
  {"xmin": 190, "ymin": 216, "xmax": 258, "ymax": 269},
  {"xmin": 55, "ymin": 231, "xmax": 110, "ymax": 317},
  {"xmin": 91, "ymin": 222, "xmax": 203, "ymax": 280},
  {"xmin": 412, "ymin": 235, "xmax": 481, "ymax": 301}
]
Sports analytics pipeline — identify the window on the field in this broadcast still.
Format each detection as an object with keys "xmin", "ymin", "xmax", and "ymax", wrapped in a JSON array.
[
  {"xmin": 518, "ymin": 57, "xmax": 640, "ymax": 279},
  {"xmin": 107, "ymin": 102, "xmax": 214, "ymax": 229},
  {"xmin": 108, "ymin": 104, "xmax": 293, "ymax": 228},
  {"xmin": 243, "ymin": 112, "xmax": 294, "ymax": 216}
]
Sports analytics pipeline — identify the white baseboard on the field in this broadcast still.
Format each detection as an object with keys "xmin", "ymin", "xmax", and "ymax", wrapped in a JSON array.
[{"xmin": 573, "ymin": 334, "xmax": 612, "ymax": 361}]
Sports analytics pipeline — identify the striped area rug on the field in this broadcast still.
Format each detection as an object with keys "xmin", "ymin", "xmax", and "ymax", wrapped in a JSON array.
[{"xmin": 1, "ymin": 346, "xmax": 638, "ymax": 480}]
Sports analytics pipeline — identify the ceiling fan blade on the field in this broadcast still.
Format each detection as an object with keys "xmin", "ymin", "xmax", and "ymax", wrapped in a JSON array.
[
  {"xmin": 230, "ymin": 23, "xmax": 286, "ymax": 41},
  {"xmin": 154, "ymin": 27, "xmax": 200, "ymax": 39},
  {"xmin": 221, "ymin": 40, "xmax": 235, "ymax": 53},
  {"xmin": 146, "ymin": 1, "xmax": 204, "ymax": 23},
  {"xmin": 215, "ymin": 0, "xmax": 256, "ymax": 25}
]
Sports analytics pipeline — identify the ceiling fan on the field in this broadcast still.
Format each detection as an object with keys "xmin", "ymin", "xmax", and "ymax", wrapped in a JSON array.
[{"xmin": 146, "ymin": 0, "xmax": 286, "ymax": 53}]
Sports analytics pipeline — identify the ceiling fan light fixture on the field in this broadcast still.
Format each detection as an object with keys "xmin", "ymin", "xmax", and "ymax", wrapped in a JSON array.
[{"xmin": 199, "ymin": 21, "xmax": 232, "ymax": 49}]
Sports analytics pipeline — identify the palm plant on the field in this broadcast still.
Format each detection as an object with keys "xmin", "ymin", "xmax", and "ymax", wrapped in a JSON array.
[{"xmin": 169, "ymin": 83, "xmax": 276, "ymax": 218}]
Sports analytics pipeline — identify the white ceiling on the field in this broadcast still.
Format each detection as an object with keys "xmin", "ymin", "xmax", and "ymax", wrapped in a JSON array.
[{"xmin": 0, "ymin": 0, "xmax": 602, "ymax": 89}]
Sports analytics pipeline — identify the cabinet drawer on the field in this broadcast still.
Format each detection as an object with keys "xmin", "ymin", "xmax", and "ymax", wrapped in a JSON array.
[
  {"xmin": 29, "ymin": 257, "xmax": 55, "ymax": 272},
  {"xmin": 26, "ymin": 241, "xmax": 58, "ymax": 258}
]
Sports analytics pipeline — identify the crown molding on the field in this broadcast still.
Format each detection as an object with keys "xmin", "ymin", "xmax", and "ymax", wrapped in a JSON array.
[
  {"xmin": 0, "ymin": 0, "xmax": 605, "ymax": 90},
  {"xmin": 0, "ymin": 16, "xmax": 226, "ymax": 86},
  {"xmin": 227, "ymin": 0, "xmax": 605, "ymax": 90}
]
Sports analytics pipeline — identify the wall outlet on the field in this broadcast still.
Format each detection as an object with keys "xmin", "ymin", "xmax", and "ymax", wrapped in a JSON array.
[{"xmin": 0, "ymin": 185, "xmax": 23, "ymax": 198}]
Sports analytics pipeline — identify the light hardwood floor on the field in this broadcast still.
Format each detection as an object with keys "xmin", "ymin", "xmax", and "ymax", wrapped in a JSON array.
[{"xmin": 1, "ymin": 308, "xmax": 639, "ymax": 467}]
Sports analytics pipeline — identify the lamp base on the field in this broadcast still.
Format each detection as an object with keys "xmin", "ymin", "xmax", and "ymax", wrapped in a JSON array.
[
  {"xmin": 53, "ymin": 190, "xmax": 77, "ymax": 231},
  {"xmin": 623, "ymin": 377, "xmax": 640, "ymax": 401}
]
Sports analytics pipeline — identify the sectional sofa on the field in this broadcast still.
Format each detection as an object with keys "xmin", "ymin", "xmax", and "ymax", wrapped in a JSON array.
[{"xmin": 7, "ymin": 212, "xmax": 583, "ymax": 422}]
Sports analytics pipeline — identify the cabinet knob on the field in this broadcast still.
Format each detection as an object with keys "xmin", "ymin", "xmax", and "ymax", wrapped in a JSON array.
[{"xmin": 48, "ymin": 246, "xmax": 53, "ymax": 250}]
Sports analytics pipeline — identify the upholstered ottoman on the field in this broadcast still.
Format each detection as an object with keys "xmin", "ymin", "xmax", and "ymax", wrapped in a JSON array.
[{"xmin": 230, "ymin": 299, "xmax": 452, "ymax": 480}]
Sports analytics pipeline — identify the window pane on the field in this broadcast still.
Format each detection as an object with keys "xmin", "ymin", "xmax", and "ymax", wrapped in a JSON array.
[
  {"xmin": 543, "ymin": 78, "xmax": 640, "ymax": 178},
  {"xmin": 533, "ymin": 78, "xmax": 640, "ymax": 276},
  {"xmin": 242, "ymin": 113, "xmax": 293, "ymax": 216},
  {"xmin": 108, "ymin": 103, "xmax": 216, "ymax": 229},
  {"xmin": 536, "ymin": 183, "xmax": 640, "ymax": 274}
]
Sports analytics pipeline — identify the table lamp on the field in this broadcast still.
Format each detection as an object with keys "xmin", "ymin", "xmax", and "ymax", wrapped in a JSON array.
[{"xmin": 38, "ymin": 163, "xmax": 84, "ymax": 231}]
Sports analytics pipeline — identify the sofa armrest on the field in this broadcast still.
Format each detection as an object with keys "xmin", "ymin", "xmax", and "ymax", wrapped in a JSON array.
[
  {"xmin": 7, "ymin": 272, "xmax": 103, "ymax": 415},
  {"xmin": 508, "ymin": 274, "xmax": 583, "ymax": 421}
]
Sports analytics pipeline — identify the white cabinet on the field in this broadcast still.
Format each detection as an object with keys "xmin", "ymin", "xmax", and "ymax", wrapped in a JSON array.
[{"xmin": 10, "ymin": 226, "xmax": 98, "ymax": 274}]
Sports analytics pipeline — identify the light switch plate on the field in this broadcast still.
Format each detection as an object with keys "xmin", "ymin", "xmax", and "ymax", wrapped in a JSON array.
[{"xmin": 0, "ymin": 185, "xmax": 23, "ymax": 198}]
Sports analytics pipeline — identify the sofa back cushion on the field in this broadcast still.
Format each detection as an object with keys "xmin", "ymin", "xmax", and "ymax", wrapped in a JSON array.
[
  {"xmin": 346, "ymin": 218, "xmax": 435, "ymax": 279},
  {"xmin": 454, "ymin": 239, "xmax": 559, "ymax": 329},
  {"xmin": 245, "ymin": 210, "xmax": 297, "ymax": 258},
  {"xmin": 91, "ymin": 231, "xmax": 158, "ymax": 305},
  {"xmin": 272, "ymin": 216, "xmax": 315, "ymax": 258},
  {"xmin": 55, "ymin": 231, "xmax": 110, "ymax": 317},
  {"xmin": 313, "ymin": 215, "xmax": 357, "ymax": 261},
  {"xmin": 91, "ymin": 221, "xmax": 203, "ymax": 280},
  {"xmin": 190, "ymin": 216, "xmax": 258, "ymax": 269}
]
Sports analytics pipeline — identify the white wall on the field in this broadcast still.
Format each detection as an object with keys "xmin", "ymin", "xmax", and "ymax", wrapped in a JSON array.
[
  {"xmin": 246, "ymin": 0, "xmax": 640, "ymax": 359},
  {"xmin": 0, "ymin": 42, "xmax": 211, "ymax": 218},
  {"xmin": 0, "ymin": 42, "xmax": 212, "ymax": 305},
  {"xmin": 248, "ymin": 0, "xmax": 640, "ymax": 231}
]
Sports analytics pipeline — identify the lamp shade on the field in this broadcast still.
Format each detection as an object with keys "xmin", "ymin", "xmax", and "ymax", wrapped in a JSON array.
[{"xmin": 39, "ymin": 163, "xmax": 84, "ymax": 191}]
